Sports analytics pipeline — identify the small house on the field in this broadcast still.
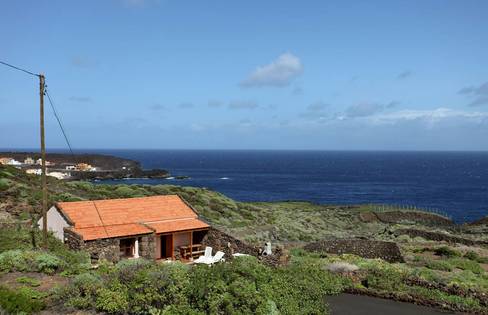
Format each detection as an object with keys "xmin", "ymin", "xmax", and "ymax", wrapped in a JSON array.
[
  {"xmin": 26, "ymin": 169, "xmax": 42, "ymax": 175},
  {"xmin": 39, "ymin": 195, "xmax": 210, "ymax": 262},
  {"xmin": 0, "ymin": 158, "xmax": 13, "ymax": 165},
  {"xmin": 76, "ymin": 163, "xmax": 94, "ymax": 171},
  {"xmin": 24, "ymin": 157, "xmax": 35, "ymax": 165},
  {"xmin": 36, "ymin": 158, "xmax": 53, "ymax": 166}
]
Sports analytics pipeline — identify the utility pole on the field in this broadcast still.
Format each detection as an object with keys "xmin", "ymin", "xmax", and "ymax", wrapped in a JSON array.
[{"xmin": 39, "ymin": 74, "xmax": 48, "ymax": 248}]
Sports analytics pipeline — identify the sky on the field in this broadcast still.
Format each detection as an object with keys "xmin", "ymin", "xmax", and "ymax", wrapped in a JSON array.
[{"xmin": 1, "ymin": 0, "xmax": 488, "ymax": 150}]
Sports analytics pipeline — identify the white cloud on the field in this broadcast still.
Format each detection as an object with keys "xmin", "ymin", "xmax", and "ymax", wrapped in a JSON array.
[
  {"xmin": 367, "ymin": 108, "xmax": 488, "ymax": 125},
  {"xmin": 240, "ymin": 52, "xmax": 303, "ymax": 87}
]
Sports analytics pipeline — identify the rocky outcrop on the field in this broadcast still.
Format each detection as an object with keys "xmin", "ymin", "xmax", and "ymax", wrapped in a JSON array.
[{"xmin": 304, "ymin": 238, "xmax": 405, "ymax": 263}]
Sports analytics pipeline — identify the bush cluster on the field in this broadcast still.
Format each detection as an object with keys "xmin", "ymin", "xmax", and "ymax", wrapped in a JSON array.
[
  {"xmin": 0, "ymin": 285, "xmax": 46, "ymax": 314},
  {"xmin": 0, "ymin": 249, "xmax": 90, "ymax": 275},
  {"xmin": 57, "ymin": 256, "xmax": 348, "ymax": 314}
]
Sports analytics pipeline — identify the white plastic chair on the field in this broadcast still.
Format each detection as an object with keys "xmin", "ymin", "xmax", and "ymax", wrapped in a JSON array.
[
  {"xmin": 194, "ymin": 246, "xmax": 213, "ymax": 264},
  {"xmin": 211, "ymin": 251, "xmax": 225, "ymax": 264}
]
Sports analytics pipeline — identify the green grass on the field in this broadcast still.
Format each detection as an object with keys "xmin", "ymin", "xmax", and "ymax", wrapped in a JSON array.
[{"xmin": 16, "ymin": 276, "xmax": 41, "ymax": 287}]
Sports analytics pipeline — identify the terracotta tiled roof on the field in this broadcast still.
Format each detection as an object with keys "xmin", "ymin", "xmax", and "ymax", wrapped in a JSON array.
[
  {"xmin": 73, "ymin": 223, "xmax": 154, "ymax": 241},
  {"xmin": 57, "ymin": 195, "xmax": 208, "ymax": 240},
  {"xmin": 145, "ymin": 218, "xmax": 210, "ymax": 234}
]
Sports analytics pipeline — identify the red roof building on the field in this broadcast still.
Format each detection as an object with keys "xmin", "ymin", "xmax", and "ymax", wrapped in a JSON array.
[{"xmin": 40, "ymin": 195, "xmax": 210, "ymax": 262}]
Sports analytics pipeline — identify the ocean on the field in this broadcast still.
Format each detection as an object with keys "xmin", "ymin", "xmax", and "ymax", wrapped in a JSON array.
[{"xmin": 88, "ymin": 150, "xmax": 488, "ymax": 224}]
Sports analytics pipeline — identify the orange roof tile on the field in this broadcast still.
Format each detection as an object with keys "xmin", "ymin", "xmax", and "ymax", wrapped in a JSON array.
[
  {"xmin": 57, "ymin": 195, "xmax": 208, "ymax": 240},
  {"xmin": 145, "ymin": 218, "xmax": 209, "ymax": 234},
  {"xmin": 73, "ymin": 223, "xmax": 154, "ymax": 241}
]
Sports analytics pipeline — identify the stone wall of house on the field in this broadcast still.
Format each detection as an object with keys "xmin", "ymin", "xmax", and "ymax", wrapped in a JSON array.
[
  {"xmin": 139, "ymin": 234, "xmax": 156, "ymax": 259},
  {"xmin": 64, "ymin": 228, "xmax": 156, "ymax": 263},
  {"xmin": 64, "ymin": 228, "xmax": 84, "ymax": 250},
  {"xmin": 84, "ymin": 238, "xmax": 121, "ymax": 262}
]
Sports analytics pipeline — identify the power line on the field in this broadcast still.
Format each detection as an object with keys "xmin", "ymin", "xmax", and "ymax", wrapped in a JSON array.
[
  {"xmin": 0, "ymin": 60, "xmax": 39, "ymax": 77},
  {"xmin": 1, "ymin": 59, "xmax": 75, "ymax": 156},
  {"xmin": 44, "ymin": 85, "xmax": 75, "ymax": 156}
]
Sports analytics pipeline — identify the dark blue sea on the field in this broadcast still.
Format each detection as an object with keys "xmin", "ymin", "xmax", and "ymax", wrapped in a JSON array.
[{"xmin": 86, "ymin": 150, "xmax": 488, "ymax": 224}]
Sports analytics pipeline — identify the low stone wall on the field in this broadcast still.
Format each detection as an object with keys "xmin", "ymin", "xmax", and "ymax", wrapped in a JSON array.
[
  {"xmin": 393, "ymin": 228, "xmax": 488, "ymax": 246},
  {"xmin": 201, "ymin": 228, "xmax": 259, "ymax": 257},
  {"xmin": 304, "ymin": 238, "xmax": 405, "ymax": 263},
  {"xmin": 201, "ymin": 228, "xmax": 286, "ymax": 266},
  {"xmin": 360, "ymin": 211, "xmax": 453, "ymax": 226}
]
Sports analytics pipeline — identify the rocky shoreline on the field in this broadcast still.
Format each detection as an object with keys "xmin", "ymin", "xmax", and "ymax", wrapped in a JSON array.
[{"xmin": 0, "ymin": 151, "xmax": 172, "ymax": 180}]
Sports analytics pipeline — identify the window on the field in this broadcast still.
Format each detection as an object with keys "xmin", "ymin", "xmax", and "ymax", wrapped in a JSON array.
[{"xmin": 120, "ymin": 238, "xmax": 135, "ymax": 257}]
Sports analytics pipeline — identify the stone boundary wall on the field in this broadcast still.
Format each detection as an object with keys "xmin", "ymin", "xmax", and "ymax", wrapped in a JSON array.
[
  {"xmin": 304, "ymin": 238, "xmax": 405, "ymax": 263},
  {"xmin": 375, "ymin": 211, "xmax": 453, "ymax": 225},
  {"xmin": 360, "ymin": 211, "xmax": 453, "ymax": 226},
  {"xmin": 201, "ymin": 228, "xmax": 286, "ymax": 266},
  {"xmin": 201, "ymin": 228, "xmax": 259, "ymax": 257},
  {"xmin": 394, "ymin": 228, "xmax": 488, "ymax": 246}
]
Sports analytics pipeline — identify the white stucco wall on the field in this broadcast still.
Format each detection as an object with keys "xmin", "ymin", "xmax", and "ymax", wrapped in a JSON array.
[{"xmin": 37, "ymin": 206, "xmax": 70, "ymax": 242}]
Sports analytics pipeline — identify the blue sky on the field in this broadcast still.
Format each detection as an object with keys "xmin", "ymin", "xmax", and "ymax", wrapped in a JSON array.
[{"xmin": 1, "ymin": 0, "xmax": 488, "ymax": 150}]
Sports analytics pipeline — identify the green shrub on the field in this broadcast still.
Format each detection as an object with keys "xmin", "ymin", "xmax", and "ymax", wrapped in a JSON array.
[
  {"xmin": 448, "ymin": 258, "xmax": 484, "ymax": 274},
  {"xmin": 265, "ymin": 258, "xmax": 349, "ymax": 314},
  {"xmin": 96, "ymin": 286, "xmax": 129, "ymax": 314},
  {"xmin": 0, "ymin": 250, "xmax": 33, "ymax": 272},
  {"xmin": 0, "ymin": 178, "xmax": 10, "ymax": 191},
  {"xmin": 0, "ymin": 285, "xmax": 46, "ymax": 314},
  {"xmin": 114, "ymin": 186, "xmax": 141, "ymax": 198},
  {"xmin": 35, "ymin": 252, "xmax": 64, "ymax": 274},
  {"xmin": 16, "ymin": 276, "xmax": 41, "ymax": 287},
  {"xmin": 463, "ymin": 251, "xmax": 488, "ymax": 264},
  {"xmin": 426, "ymin": 260, "xmax": 453, "ymax": 272},
  {"xmin": 433, "ymin": 246, "xmax": 461, "ymax": 258},
  {"xmin": 62, "ymin": 272, "xmax": 104, "ymax": 309}
]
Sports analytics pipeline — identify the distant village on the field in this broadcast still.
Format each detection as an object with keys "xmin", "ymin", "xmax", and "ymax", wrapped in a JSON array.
[{"xmin": 0, "ymin": 156, "xmax": 98, "ymax": 179}]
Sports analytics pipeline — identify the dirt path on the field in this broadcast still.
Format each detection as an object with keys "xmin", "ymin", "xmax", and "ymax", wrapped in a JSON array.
[{"xmin": 326, "ymin": 294, "xmax": 458, "ymax": 315}]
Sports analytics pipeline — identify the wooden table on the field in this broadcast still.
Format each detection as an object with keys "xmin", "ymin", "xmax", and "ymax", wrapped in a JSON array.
[{"xmin": 179, "ymin": 244, "xmax": 204, "ymax": 260}]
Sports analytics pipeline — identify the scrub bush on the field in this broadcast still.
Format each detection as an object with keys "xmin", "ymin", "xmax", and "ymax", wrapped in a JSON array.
[
  {"xmin": 16, "ymin": 276, "xmax": 41, "ymax": 287},
  {"xmin": 448, "ymin": 258, "xmax": 484, "ymax": 274},
  {"xmin": 0, "ymin": 285, "xmax": 46, "ymax": 314},
  {"xmin": 96, "ymin": 286, "xmax": 129, "ymax": 314},
  {"xmin": 425, "ymin": 260, "xmax": 453, "ymax": 272},
  {"xmin": 35, "ymin": 252, "xmax": 64, "ymax": 274},
  {"xmin": 61, "ymin": 272, "xmax": 104, "ymax": 309},
  {"xmin": 434, "ymin": 246, "xmax": 461, "ymax": 258}
]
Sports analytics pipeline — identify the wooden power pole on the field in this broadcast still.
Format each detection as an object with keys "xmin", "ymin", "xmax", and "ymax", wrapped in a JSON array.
[{"xmin": 39, "ymin": 74, "xmax": 48, "ymax": 248}]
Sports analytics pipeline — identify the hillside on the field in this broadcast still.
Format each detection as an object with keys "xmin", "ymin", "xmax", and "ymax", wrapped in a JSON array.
[{"xmin": 1, "ymin": 164, "xmax": 488, "ymax": 314}]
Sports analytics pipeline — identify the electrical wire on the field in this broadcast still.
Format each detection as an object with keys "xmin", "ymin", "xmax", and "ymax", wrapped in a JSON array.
[
  {"xmin": 0, "ymin": 60, "xmax": 39, "ymax": 77},
  {"xmin": 44, "ymin": 86, "xmax": 75, "ymax": 156}
]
